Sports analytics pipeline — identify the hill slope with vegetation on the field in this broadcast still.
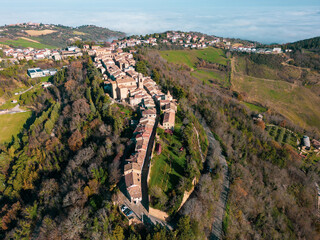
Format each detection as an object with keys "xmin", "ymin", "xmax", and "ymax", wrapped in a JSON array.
[
  {"xmin": 160, "ymin": 47, "xmax": 231, "ymax": 88},
  {"xmin": 140, "ymin": 48, "xmax": 320, "ymax": 239},
  {"xmin": 0, "ymin": 24, "xmax": 125, "ymax": 48},
  {"xmin": 231, "ymin": 53, "xmax": 320, "ymax": 132}
]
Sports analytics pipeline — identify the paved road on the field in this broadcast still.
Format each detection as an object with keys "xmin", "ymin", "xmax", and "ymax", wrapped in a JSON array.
[
  {"xmin": 195, "ymin": 113, "xmax": 230, "ymax": 240},
  {"xmin": 117, "ymin": 189, "xmax": 171, "ymax": 229},
  {"xmin": 0, "ymin": 104, "xmax": 27, "ymax": 115}
]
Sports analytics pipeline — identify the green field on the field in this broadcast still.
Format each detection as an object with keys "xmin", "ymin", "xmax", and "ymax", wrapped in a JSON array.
[
  {"xmin": 243, "ymin": 102, "xmax": 267, "ymax": 112},
  {"xmin": 0, "ymin": 38, "xmax": 57, "ymax": 49},
  {"xmin": 0, "ymin": 112, "xmax": 31, "ymax": 144},
  {"xmin": 160, "ymin": 47, "xmax": 228, "ymax": 68}
]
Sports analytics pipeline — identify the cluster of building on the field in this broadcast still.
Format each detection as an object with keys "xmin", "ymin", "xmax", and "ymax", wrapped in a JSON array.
[
  {"xmin": 301, "ymin": 135, "xmax": 320, "ymax": 152},
  {"xmin": 89, "ymin": 45, "xmax": 177, "ymax": 203},
  {"xmin": 3, "ymin": 46, "xmax": 83, "ymax": 62},
  {"xmin": 101, "ymin": 31, "xmax": 222, "ymax": 51},
  {"xmin": 230, "ymin": 46, "xmax": 284, "ymax": 54}
]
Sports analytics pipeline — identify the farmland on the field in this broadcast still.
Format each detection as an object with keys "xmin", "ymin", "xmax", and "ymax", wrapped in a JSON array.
[
  {"xmin": 25, "ymin": 30, "xmax": 57, "ymax": 36},
  {"xmin": 265, "ymin": 125, "xmax": 298, "ymax": 147}
]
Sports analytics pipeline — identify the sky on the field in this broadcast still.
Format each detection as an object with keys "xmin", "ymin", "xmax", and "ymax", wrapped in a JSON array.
[{"xmin": 1, "ymin": 0, "xmax": 320, "ymax": 43}]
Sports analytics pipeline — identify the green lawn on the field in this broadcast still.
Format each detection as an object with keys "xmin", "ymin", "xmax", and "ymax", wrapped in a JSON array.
[
  {"xmin": 0, "ymin": 38, "xmax": 57, "ymax": 49},
  {"xmin": 160, "ymin": 47, "xmax": 228, "ymax": 68},
  {"xmin": 149, "ymin": 128, "xmax": 186, "ymax": 193},
  {"xmin": 0, "ymin": 101, "xmax": 18, "ymax": 110},
  {"xmin": 243, "ymin": 102, "xmax": 267, "ymax": 112},
  {"xmin": 0, "ymin": 112, "xmax": 32, "ymax": 144}
]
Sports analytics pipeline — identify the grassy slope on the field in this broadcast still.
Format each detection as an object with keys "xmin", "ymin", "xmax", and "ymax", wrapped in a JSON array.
[
  {"xmin": 149, "ymin": 124, "xmax": 185, "ymax": 193},
  {"xmin": 160, "ymin": 47, "xmax": 228, "ymax": 67},
  {"xmin": 243, "ymin": 102, "xmax": 267, "ymax": 112},
  {"xmin": 0, "ymin": 112, "xmax": 31, "ymax": 144},
  {"xmin": 160, "ymin": 47, "xmax": 229, "ymax": 87},
  {"xmin": 232, "ymin": 57, "xmax": 320, "ymax": 130},
  {"xmin": 0, "ymin": 38, "xmax": 57, "ymax": 49}
]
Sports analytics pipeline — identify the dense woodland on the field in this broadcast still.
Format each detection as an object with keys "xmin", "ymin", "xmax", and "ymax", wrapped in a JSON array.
[{"xmin": 136, "ymin": 49, "xmax": 320, "ymax": 239}]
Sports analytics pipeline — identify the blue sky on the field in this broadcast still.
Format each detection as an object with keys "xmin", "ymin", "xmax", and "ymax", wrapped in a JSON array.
[{"xmin": 1, "ymin": 0, "xmax": 320, "ymax": 43}]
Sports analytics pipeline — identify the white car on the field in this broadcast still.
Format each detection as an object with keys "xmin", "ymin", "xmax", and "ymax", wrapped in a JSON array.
[{"xmin": 121, "ymin": 205, "xmax": 128, "ymax": 212}]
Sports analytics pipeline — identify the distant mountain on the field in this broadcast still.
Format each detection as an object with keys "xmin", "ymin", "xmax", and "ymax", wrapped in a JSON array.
[{"xmin": 0, "ymin": 23, "xmax": 125, "ymax": 48}]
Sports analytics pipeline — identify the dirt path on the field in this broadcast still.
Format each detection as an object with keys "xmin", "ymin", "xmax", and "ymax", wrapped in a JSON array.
[
  {"xmin": 193, "ymin": 125, "xmax": 205, "ymax": 162},
  {"xmin": 148, "ymin": 207, "xmax": 169, "ymax": 222},
  {"xmin": 177, "ymin": 177, "xmax": 197, "ymax": 212},
  {"xmin": 0, "ymin": 104, "xmax": 27, "ymax": 115}
]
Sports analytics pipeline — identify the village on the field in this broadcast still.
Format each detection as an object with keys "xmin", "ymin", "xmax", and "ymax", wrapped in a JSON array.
[
  {"xmin": 0, "ymin": 28, "xmax": 287, "ymax": 67},
  {"xmin": 86, "ymin": 44, "xmax": 177, "ymax": 222}
]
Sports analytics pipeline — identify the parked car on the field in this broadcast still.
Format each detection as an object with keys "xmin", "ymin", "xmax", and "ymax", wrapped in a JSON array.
[
  {"xmin": 125, "ymin": 210, "xmax": 133, "ymax": 217},
  {"xmin": 121, "ymin": 205, "xmax": 128, "ymax": 212}
]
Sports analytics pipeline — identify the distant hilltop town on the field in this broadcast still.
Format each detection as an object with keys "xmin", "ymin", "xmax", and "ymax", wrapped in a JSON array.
[{"xmin": 2, "ymin": 46, "xmax": 82, "ymax": 63}]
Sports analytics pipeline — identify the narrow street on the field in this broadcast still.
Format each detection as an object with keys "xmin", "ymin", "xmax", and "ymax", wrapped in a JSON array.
[{"xmin": 141, "ymin": 113, "xmax": 159, "ymax": 210}]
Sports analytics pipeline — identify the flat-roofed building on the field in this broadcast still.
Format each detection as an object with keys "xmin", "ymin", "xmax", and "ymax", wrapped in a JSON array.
[{"xmin": 27, "ymin": 68, "xmax": 45, "ymax": 78}]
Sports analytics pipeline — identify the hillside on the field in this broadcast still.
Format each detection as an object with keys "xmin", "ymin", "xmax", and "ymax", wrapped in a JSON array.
[
  {"xmin": 160, "ymin": 47, "xmax": 230, "ymax": 88},
  {"xmin": 143, "ymin": 48, "xmax": 320, "ymax": 239},
  {"xmin": 231, "ymin": 53, "xmax": 320, "ymax": 132},
  {"xmin": 0, "ymin": 24, "xmax": 125, "ymax": 48},
  {"xmin": 286, "ymin": 36, "xmax": 320, "ymax": 51}
]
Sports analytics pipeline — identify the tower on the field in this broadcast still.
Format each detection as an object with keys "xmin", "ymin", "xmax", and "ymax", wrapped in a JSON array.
[{"xmin": 138, "ymin": 73, "xmax": 144, "ymax": 89}]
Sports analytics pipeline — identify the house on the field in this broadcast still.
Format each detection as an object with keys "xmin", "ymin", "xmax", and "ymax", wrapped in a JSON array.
[
  {"xmin": 273, "ymin": 48, "xmax": 282, "ymax": 54},
  {"xmin": 142, "ymin": 108, "xmax": 156, "ymax": 118},
  {"xmin": 312, "ymin": 139, "xmax": 320, "ymax": 150},
  {"xmin": 27, "ymin": 68, "xmax": 45, "ymax": 78},
  {"xmin": 42, "ymin": 82, "xmax": 53, "ymax": 88},
  {"xmin": 163, "ymin": 111, "xmax": 175, "ymax": 130},
  {"xmin": 125, "ymin": 172, "xmax": 142, "ymax": 204},
  {"xmin": 124, "ymin": 162, "xmax": 141, "ymax": 175},
  {"xmin": 52, "ymin": 53, "xmax": 61, "ymax": 61}
]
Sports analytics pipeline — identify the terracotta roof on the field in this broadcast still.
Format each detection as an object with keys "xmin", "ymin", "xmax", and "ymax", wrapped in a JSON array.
[
  {"xmin": 163, "ymin": 111, "xmax": 175, "ymax": 125},
  {"xmin": 142, "ymin": 108, "xmax": 156, "ymax": 116},
  {"xmin": 124, "ymin": 162, "xmax": 141, "ymax": 173}
]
